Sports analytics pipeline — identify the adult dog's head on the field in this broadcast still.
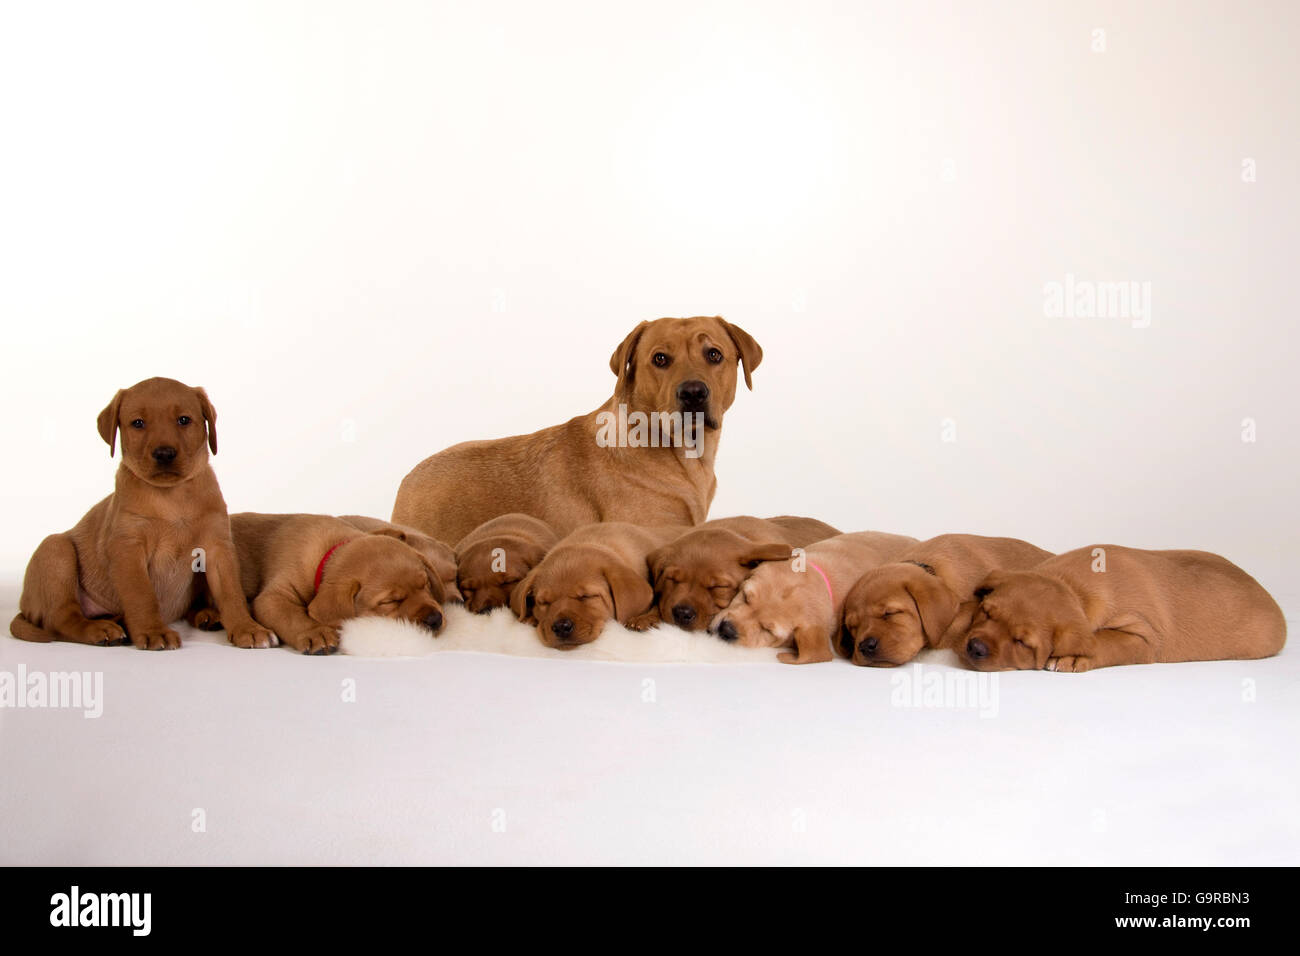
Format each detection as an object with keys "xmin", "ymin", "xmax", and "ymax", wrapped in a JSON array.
[
  {"xmin": 609, "ymin": 316, "xmax": 762, "ymax": 435},
  {"xmin": 955, "ymin": 570, "xmax": 1090, "ymax": 671},
  {"xmin": 648, "ymin": 528, "xmax": 791, "ymax": 631},
  {"xmin": 98, "ymin": 377, "xmax": 218, "ymax": 487}
]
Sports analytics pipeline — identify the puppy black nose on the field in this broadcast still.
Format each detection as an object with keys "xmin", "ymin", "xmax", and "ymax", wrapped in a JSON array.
[
  {"xmin": 152, "ymin": 446, "xmax": 177, "ymax": 463},
  {"xmin": 966, "ymin": 638, "xmax": 989, "ymax": 660},
  {"xmin": 671, "ymin": 604, "xmax": 696, "ymax": 627},
  {"xmin": 716, "ymin": 618, "xmax": 738, "ymax": 642},
  {"xmin": 552, "ymin": 618, "xmax": 574, "ymax": 639},
  {"xmin": 859, "ymin": 636, "xmax": 879, "ymax": 657},
  {"xmin": 423, "ymin": 610, "xmax": 443, "ymax": 632},
  {"xmin": 676, "ymin": 380, "xmax": 710, "ymax": 408}
]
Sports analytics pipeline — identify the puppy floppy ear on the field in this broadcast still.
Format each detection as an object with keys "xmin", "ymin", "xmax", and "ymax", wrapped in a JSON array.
[
  {"xmin": 416, "ymin": 553, "xmax": 447, "ymax": 605},
  {"xmin": 609, "ymin": 320, "xmax": 650, "ymax": 398},
  {"xmin": 193, "ymin": 387, "xmax": 218, "ymax": 454},
  {"xmin": 604, "ymin": 562, "xmax": 655, "ymax": 623},
  {"xmin": 368, "ymin": 526, "xmax": 408, "ymax": 542},
  {"xmin": 307, "ymin": 579, "xmax": 360, "ymax": 627},
  {"xmin": 645, "ymin": 545, "xmax": 670, "ymax": 588},
  {"xmin": 719, "ymin": 319, "xmax": 763, "ymax": 390},
  {"xmin": 903, "ymin": 570, "xmax": 960, "ymax": 648},
  {"xmin": 510, "ymin": 567, "xmax": 539, "ymax": 624},
  {"xmin": 97, "ymin": 389, "xmax": 125, "ymax": 457},
  {"xmin": 738, "ymin": 542, "xmax": 792, "ymax": 568}
]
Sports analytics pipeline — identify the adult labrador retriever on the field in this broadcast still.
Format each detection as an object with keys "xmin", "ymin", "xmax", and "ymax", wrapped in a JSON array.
[
  {"xmin": 392, "ymin": 317, "xmax": 761, "ymax": 543},
  {"xmin": 647, "ymin": 515, "xmax": 841, "ymax": 631},
  {"xmin": 839, "ymin": 534, "xmax": 1053, "ymax": 666},
  {"xmin": 954, "ymin": 545, "xmax": 1286, "ymax": 672},
  {"xmin": 11, "ymin": 377, "xmax": 272, "ymax": 651},
  {"xmin": 455, "ymin": 513, "xmax": 560, "ymax": 614}
]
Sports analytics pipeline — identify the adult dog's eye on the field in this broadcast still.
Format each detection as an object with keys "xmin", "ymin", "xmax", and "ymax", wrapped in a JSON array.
[
  {"xmin": 177, "ymin": 415, "xmax": 192, "ymax": 426},
  {"xmin": 652, "ymin": 352, "xmax": 671, "ymax": 368},
  {"xmin": 705, "ymin": 347, "xmax": 723, "ymax": 364},
  {"xmin": 130, "ymin": 419, "xmax": 145, "ymax": 429}
]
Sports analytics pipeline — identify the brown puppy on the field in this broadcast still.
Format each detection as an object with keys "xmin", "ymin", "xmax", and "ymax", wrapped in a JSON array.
[
  {"xmin": 339, "ymin": 514, "xmax": 462, "ymax": 603},
  {"xmin": 11, "ymin": 378, "xmax": 271, "ymax": 651},
  {"xmin": 839, "ymin": 534, "xmax": 1053, "ymax": 666},
  {"xmin": 455, "ymin": 513, "xmax": 559, "ymax": 614},
  {"xmin": 393, "ymin": 317, "xmax": 762, "ymax": 543},
  {"xmin": 647, "ymin": 515, "xmax": 841, "ymax": 631},
  {"xmin": 710, "ymin": 531, "xmax": 918, "ymax": 664},
  {"xmin": 510, "ymin": 522, "xmax": 688, "ymax": 649},
  {"xmin": 955, "ymin": 545, "xmax": 1287, "ymax": 672},
  {"xmin": 219, "ymin": 513, "xmax": 448, "ymax": 655}
]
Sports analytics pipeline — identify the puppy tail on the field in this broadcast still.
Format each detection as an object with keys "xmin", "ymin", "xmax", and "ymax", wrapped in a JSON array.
[{"xmin": 9, "ymin": 613, "xmax": 55, "ymax": 643}]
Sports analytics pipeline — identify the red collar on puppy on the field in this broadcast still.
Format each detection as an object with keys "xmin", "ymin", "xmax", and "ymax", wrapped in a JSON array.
[
  {"xmin": 314, "ymin": 541, "xmax": 347, "ymax": 593},
  {"xmin": 809, "ymin": 561, "xmax": 833, "ymax": 606}
]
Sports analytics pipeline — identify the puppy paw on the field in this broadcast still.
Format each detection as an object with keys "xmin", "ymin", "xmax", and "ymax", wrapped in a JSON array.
[
  {"xmin": 1046, "ymin": 655, "xmax": 1091, "ymax": 673},
  {"xmin": 131, "ymin": 627, "xmax": 182, "ymax": 651},
  {"xmin": 228, "ymin": 621, "xmax": 276, "ymax": 649},
  {"xmin": 294, "ymin": 625, "xmax": 340, "ymax": 656},
  {"xmin": 190, "ymin": 608, "xmax": 224, "ymax": 631},
  {"xmin": 84, "ymin": 619, "xmax": 129, "ymax": 646},
  {"xmin": 624, "ymin": 611, "xmax": 661, "ymax": 632}
]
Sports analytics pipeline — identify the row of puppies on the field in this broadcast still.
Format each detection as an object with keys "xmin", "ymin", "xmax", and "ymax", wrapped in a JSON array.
[{"xmin": 458, "ymin": 514, "xmax": 1287, "ymax": 671}]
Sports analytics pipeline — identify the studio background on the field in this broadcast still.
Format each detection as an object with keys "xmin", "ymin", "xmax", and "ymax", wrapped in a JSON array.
[{"xmin": 1, "ymin": 0, "xmax": 1296, "ymax": 607}]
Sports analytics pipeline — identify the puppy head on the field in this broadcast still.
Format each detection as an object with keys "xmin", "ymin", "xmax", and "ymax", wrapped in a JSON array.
[
  {"xmin": 839, "ymin": 563, "xmax": 959, "ymax": 666},
  {"xmin": 609, "ymin": 316, "xmax": 762, "ymax": 434},
  {"xmin": 98, "ymin": 377, "xmax": 217, "ymax": 486},
  {"xmin": 648, "ymin": 529, "xmax": 791, "ymax": 631},
  {"xmin": 708, "ymin": 559, "xmax": 833, "ymax": 650},
  {"xmin": 510, "ymin": 546, "xmax": 654, "ymax": 650},
  {"xmin": 457, "ymin": 535, "xmax": 549, "ymax": 614},
  {"xmin": 956, "ymin": 570, "xmax": 1088, "ymax": 671},
  {"xmin": 307, "ymin": 531, "xmax": 446, "ymax": 634}
]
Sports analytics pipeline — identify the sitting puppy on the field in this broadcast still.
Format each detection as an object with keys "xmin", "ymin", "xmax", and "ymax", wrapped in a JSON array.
[
  {"xmin": 955, "ymin": 545, "xmax": 1287, "ymax": 672},
  {"xmin": 647, "ymin": 515, "xmax": 841, "ymax": 631},
  {"xmin": 455, "ymin": 513, "xmax": 559, "ymax": 614},
  {"xmin": 204, "ymin": 513, "xmax": 448, "ymax": 655},
  {"xmin": 339, "ymin": 514, "xmax": 461, "ymax": 603},
  {"xmin": 11, "ymin": 377, "xmax": 272, "ymax": 651},
  {"xmin": 511, "ymin": 522, "xmax": 687, "ymax": 649},
  {"xmin": 839, "ymin": 534, "xmax": 1053, "ymax": 666},
  {"xmin": 710, "ymin": 531, "xmax": 918, "ymax": 664}
]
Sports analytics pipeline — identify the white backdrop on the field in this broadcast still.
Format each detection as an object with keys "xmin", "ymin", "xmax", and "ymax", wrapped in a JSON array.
[{"xmin": 1, "ymin": 1, "xmax": 1296, "ymax": 606}]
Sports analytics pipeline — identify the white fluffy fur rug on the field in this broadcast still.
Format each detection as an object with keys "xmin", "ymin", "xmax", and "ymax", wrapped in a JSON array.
[{"xmin": 339, "ymin": 604, "xmax": 780, "ymax": 663}]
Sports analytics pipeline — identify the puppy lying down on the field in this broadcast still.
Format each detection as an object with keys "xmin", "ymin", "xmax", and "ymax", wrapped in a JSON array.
[
  {"xmin": 955, "ymin": 545, "xmax": 1287, "ymax": 671},
  {"xmin": 455, "ymin": 513, "xmax": 560, "ymax": 614},
  {"xmin": 710, "ymin": 531, "xmax": 918, "ymax": 664},
  {"xmin": 340, "ymin": 514, "xmax": 461, "ymax": 602}
]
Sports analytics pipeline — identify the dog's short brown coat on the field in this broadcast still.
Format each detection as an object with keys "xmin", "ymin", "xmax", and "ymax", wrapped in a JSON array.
[
  {"xmin": 340, "ymin": 514, "xmax": 461, "ymax": 603},
  {"xmin": 955, "ymin": 545, "xmax": 1287, "ymax": 672},
  {"xmin": 10, "ymin": 377, "xmax": 271, "ymax": 651},
  {"xmin": 455, "ymin": 513, "xmax": 559, "ymax": 614},
  {"xmin": 839, "ymin": 534, "xmax": 1053, "ymax": 666},
  {"xmin": 647, "ymin": 515, "xmax": 841, "ymax": 631},
  {"xmin": 392, "ymin": 317, "xmax": 761, "ymax": 543},
  {"xmin": 511, "ymin": 522, "xmax": 688, "ymax": 649}
]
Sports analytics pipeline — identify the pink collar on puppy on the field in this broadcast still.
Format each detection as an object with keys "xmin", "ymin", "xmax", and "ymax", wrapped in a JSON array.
[
  {"xmin": 314, "ymin": 541, "xmax": 347, "ymax": 593},
  {"xmin": 809, "ymin": 561, "xmax": 833, "ymax": 605}
]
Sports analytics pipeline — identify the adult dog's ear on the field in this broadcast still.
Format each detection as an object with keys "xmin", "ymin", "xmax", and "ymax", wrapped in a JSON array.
[
  {"xmin": 97, "ymin": 389, "xmax": 125, "ymax": 456},
  {"xmin": 609, "ymin": 320, "xmax": 650, "ymax": 397},
  {"xmin": 903, "ymin": 570, "xmax": 960, "ymax": 648},
  {"xmin": 738, "ymin": 542, "xmax": 792, "ymax": 568},
  {"xmin": 307, "ymin": 579, "xmax": 360, "ymax": 627},
  {"xmin": 604, "ymin": 562, "xmax": 655, "ymax": 623},
  {"xmin": 720, "ymin": 319, "xmax": 763, "ymax": 390},
  {"xmin": 510, "ymin": 567, "xmax": 539, "ymax": 624},
  {"xmin": 194, "ymin": 387, "xmax": 218, "ymax": 454}
]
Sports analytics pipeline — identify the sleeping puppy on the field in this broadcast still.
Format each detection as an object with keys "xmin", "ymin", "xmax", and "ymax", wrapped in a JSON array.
[
  {"xmin": 202, "ymin": 513, "xmax": 448, "ymax": 654},
  {"xmin": 455, "ymin": 513, "xmax": 559, "ymax": 614},
  {"xmin": 11, "ymin": 377, "xmax": 272, "ymax": 651},
  {"xmin": 647, "ymin": 515, "xmax": 841, "ymax": 630},
  {"xmin": 710, "ymin": 531, "xmax": 918, "ymax": 664},
  {"xmin": 339, "ymin": 514, "xmax": 461, "ymax": 603},
  {"xmin": 839, "ymin": 534, "xmax": 1053, "ymax": 666},
  {"xmin": 511, "ymin": 522, "xmax": 688, "ymax": 649},
  {"xmin": 955, "ymin": 545, "xmax": 1287, "ymax": 672}
]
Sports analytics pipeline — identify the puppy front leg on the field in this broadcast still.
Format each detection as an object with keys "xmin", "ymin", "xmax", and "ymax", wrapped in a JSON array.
[
  {"xmin": 200, "ymin": 534, "xmax": 274, "ymax": 649},
  {"xmin": 1047, "ymin": 628, "xmax": 1157, "ymax": 672},
  {"xmin": 252, "ymin": 589, "xmax": 341, "ymax": 656},
  {"xmin": 108, "ymin": 543, "xmax": 180, "ymax": 650},
  {"xmin": 777, "ymin": 627, "xmax": 834, "ymax": 665}
]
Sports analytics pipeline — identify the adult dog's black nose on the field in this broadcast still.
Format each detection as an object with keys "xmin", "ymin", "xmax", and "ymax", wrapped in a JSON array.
[
  {"xmin": 152, "ymin": 446, "xmax": 177, "ymax": 464},
  {"xmin": 423, "ymin": 610, "xmax": 444, "ymax": 632},
  {"xmin": 676, "ymin": 380, "xmax": 709, "ymax": 409},
  {"xmin": 671, "ymin": 604, "xmax": 696, "ymax": 628},
  {"xmin": 966, "ymin": 637, "xmax": 989, "ymax": 660},
  {"xmin": 716, "ymin": 618, "xmax": 738, "ymax": 642},
  {"xmin": 858, "ymin": 636, "xmax": 879, "ymax": 657},
  {"xmin": 552, "ymin": 618, "xmax": 574, "ymax": 639}
]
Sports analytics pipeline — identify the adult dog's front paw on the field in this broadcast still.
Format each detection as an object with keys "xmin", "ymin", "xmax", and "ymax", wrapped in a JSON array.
[
  {"xmin": 131, "ymin": 627, "xmax": 182, "ymax": 651},
  {"xmin": 292, "ymin": 625, "xmax": 340, "ymax": 656},
  {"xmin": 228, "ymin": 621, "xmax": 276, "ymax": 649},
  {"xmin": 1046, "ymin": 655, "xmax": 1091, "ymax": 673}
]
